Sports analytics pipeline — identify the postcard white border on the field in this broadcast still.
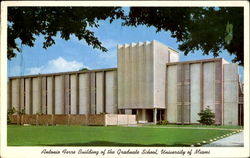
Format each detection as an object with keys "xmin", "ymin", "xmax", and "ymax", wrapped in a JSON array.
[{"xmin": 1, "ymin": 1, "xmax": 249, "ymax": 158}]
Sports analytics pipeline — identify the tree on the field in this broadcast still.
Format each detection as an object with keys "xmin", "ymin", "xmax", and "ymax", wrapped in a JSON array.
[
  {"xmin": 7, "ymin": 7, "xmax": 124, "ymax": 59},
  {"xmin": 7, "ymin": 7, "xmax": 244, "ymax": 66},
  {"xmin": 79, "ymin": 67, "xmax": 89, "ymax": 71},
  {"xmin": 124, "ymin": 7, "xmax": 243, "ymax": 65},
  {"xmin": 198, "ymin": 106, "xmax": 216, "ymax": 125}
]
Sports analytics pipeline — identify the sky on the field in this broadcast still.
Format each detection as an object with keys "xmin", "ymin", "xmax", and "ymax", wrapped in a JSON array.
[{"xmin": 8, "ymin": 16, "xmax": 244, "ymax": 82}]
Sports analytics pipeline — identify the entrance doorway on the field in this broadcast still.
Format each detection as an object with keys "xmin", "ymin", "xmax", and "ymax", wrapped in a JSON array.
[{"xmin": 157, "ymin": 109, "xmax": 165, "ymax": 122}]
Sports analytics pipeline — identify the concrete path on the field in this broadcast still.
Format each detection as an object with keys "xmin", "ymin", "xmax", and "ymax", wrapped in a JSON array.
[
  {"xmin": 128, "ymin": 125, "xmax": 240, "ymax": 131},
  {"xmin": 202, "ymin": 131, "xmax": 244, "ymax": 147}
]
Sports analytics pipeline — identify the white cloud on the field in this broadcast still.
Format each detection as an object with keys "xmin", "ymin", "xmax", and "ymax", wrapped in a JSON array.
[{"xmin": 26, "ymin": 57, "xmax": 86, "ymax": 75}]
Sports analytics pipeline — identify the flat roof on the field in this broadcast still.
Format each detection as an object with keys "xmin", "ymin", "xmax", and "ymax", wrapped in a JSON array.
[
  {"xmin": 9, "ymin": 67, "xmax": 117, "ymax": 80},
  {"xmin": 166, "ymin": 58, "xmax": 224, "ymax": 66}
]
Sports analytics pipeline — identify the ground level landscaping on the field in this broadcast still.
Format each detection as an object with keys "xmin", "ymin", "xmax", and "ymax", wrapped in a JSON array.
[{"xmin": 7, "ymin": 125, "xmax": 242, "ymax": 146}]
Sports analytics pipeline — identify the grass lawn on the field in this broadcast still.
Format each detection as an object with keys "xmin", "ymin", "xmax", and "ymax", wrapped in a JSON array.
[{"xmin": 7, "ymin": 125, "xmax": 240, "ymax": 147}]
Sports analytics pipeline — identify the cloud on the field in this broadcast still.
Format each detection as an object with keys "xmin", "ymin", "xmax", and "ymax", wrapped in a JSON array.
[{"xmin": 26, "ymin": 57, "xmax": 86, "ymax": 75}]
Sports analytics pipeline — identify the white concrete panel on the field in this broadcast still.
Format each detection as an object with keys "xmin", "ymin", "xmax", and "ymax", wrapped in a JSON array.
[
  {"xmin": 41, "ymin": 77, "xmax": 47, "ymax": 114},
  {"xmin": 96, "ymin": 72, "xmax": 104, "ymax": 114},
  {"xmin": 130, "ymin": 43, "xmax": 137, "ymax": 108},
  {"xmin": 79, "ymin": 73, "xmax": 90, "ymax": 114},
  {"xmin": 123, "ymin": 44, "xmax": 130, "ymax": 108},
  {"xmin": 203, "ymin": 62, "xmax": 215, "ymax": 112},
  {"xmin": 11, "ymin": 79, "xmax": 20, "ymax": 111},
  {"xmin": 46, "ymin": 77, "xmax": 53, "ymax": 114},
  {"xmin": 90, "ymin": 73, "xmax": 96, "ymax": 114},
  {"xmin": 55, "ymin": 76, "xmax": 64, "ymax": 114},
  {"xmin": 170, "ymin": 51, "xmax": 179, "ymax": 62},
  {"xmin": 166, "ymin": 65, "xmax": 178, "ymax": 123},
  {"xmin": 117, "ymin": 41, "xmax": 178, "ymax": 109},
  {"xmin": 64, "ymin": 75, "xmax": 70, "ymax": 114},
  {"xmin": 70, "ymin": 75, "xmax": 77, "ymax": 114},
  {"xmin": 32, "ymin": 77, "xmax": 41, "ymax": 114},
  {"xmin": 190, "ymin": 63, "xmax": 201, "ymax": 123},
  {"xmin": 223, "ymin": 64, "xmax": 239, "ymax": 125},
  {"xmin": 25, "ymin": 78, "xmax": 31, "ymax": 114},
  {"xmin": 106, "ymin": 71, "xmax": 117, "ymax": 114},
  {"xmin": 144, "ymin": 42, "xmax": 154, "ymax": 107},
  {"xmin": 224, "ymin": 103, "xmax": 238, "ymax": 125},
  {"xmin": 138, "ymin": 42, "xmax": 144, "ymax": 108},
  {"xmin": 224, "ymin": 82, "xmax": 238, "ymax": 102},
  {"xmin": 20, "ymin": 78, "xmax": 25, "ymax": 111},
  {"xmin": 133, "ymin": 43, "xmax": 140, "ymax": 108},
  {"xmin": 117, "ymin": 45, "xmax": 124, "ymax": 109},
  {"xmin": 224, "ymin": 63, "xmax": 238, "ymax": 82},
  {"xmin": 153, "ymin": 41, "xmax": 169, "ymax": 108}
]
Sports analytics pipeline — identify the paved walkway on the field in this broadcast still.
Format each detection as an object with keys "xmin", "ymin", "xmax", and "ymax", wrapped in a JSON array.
[
  {"xmin": 202, "ymin": 131, "xmax": 244, "ymax": 147},
  {"xmin": 128, "ymin": 125, "xmax": 240, "ymax": 131}
]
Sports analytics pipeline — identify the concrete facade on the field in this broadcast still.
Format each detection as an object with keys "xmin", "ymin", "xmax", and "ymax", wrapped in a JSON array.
[
  {"xmin": 165, "ymin": 59, "xmax": 227, "ymax": 124},
  {"xmin": 8, "ymin": 40, "xmax": 242, "ymax": 125}
]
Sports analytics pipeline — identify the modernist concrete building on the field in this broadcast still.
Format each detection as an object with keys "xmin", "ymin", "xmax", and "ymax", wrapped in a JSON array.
[{"xmin": 8, "ymin": 40, "xmax": 243, "ymax": 125}]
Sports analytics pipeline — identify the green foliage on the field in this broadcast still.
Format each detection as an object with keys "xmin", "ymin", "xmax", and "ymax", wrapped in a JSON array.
[
  {"xmin": 8, "ymin": 7, "xmax": 243, "ymax": 65},
  {"xmin": 7, "ymin": 7, "xmax": 124, "ymax": 59},
  {"xmin": 18, "ymin": 109, "xmax": 26, "ymax": 115},
  {"xmin": 198, "ymin": 106, "xmax": 216, "ymax": 125},
  {"xmin": 79, "ymin": 67, "xmax": 89, "ymax": 71},
  {"xmin": 124, "ymin": 7, "xmax": 243, "ymax": 65},
  {"xmin": 8, "ymin": 107, "xmax": 16, "ymax": 115},
  {"xmin": 7, "ymin": 107, "xmax": 17, "ymax": 124},
  {"xmin": 157, "ymin": 120, "xmax": 168, "ymax": 125},
  {"xmin": 7, "ymin": 107, "xmax": 26, "ymax": 124},
  {"xmin": 100, "ymin": 112, "xmax": 108, "ymax": 115},
  {"xmin": 36, "ymin": 112, "xmax": 45, "ymax": 115}
]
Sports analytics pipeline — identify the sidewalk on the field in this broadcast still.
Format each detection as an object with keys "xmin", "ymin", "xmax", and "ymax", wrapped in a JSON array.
[{"xmin": 202, "ymin": 131, "xmax": 244, "ymax": 147}]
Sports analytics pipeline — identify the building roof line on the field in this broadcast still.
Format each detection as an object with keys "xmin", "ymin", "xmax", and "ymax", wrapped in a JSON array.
[
  {"xmin": 9, "ymin": 67, "xmax": 117, "ymax": 79},
  {"xmin": 166, "ymin": 58, "xmax": 224, "ymax": 66}
]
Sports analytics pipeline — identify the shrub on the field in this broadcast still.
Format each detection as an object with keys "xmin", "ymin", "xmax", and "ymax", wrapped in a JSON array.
[
  {"xmin": 100, "ymin": 112, "xmax": 108, "ymax": 115},
  {"xmin": 18, "ymin": 109, "xmax": 26, "ymax": 115},
  {"xmin": 198, "ymin": 106, "xmax": 215, "ymax": 125},
  {"xmin": 157, "ymin": 120, "xmax": 168, "ymax": 125},
  {"xmin": 7, "ymin": 107, "xmax": 16, "ymax": 124}
]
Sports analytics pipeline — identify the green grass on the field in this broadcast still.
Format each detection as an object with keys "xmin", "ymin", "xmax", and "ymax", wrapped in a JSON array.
[{"xmin": 7, "ymin": 125, "xmax": 239, "ymax": 147}]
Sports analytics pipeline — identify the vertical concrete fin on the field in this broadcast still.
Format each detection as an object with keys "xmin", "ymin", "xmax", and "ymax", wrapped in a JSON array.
[
  {"xmin": 223, "ymin": 63, "xmax": 239, "ymax": 125},
  {"xmin": 47, "ymin": 77, "xmax": 53, "ymax": 114},
  {"xmin": 70, "ymin": 74, "xmax": 77, "ymax": 114},
  {"xmin": 64, "ymin": 75, "xmax": 70, "ymax": 114},
  {"xmin": 190, "ymin": 63, "xmax": 201, "ymax": 123},
  {"xmin": 41, "ymin": 77, "xmax": 47, "ymax": 114},
  {"xmin": 20, "ymin": 78, "xmax": 25, "ymax": 112},
  {"xmin": 214, "ymin": 60, "xmax": 223, "ymax": 124},
  {"xmin": 79, "ymin": 73, "xmax": 90, "ymax": 114},
  {"xmin": 96, "ymin": 72, "xmax": 104, "ymax": 114}
]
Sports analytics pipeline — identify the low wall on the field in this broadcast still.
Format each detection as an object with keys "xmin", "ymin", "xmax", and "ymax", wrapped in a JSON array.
[
  {"xmin": 105, "ymin": 114, "xmax": 137, "ymax": 125},
  {"xmin": 9, "ymin": 114, "xmax": 137, "ymax": 126}
]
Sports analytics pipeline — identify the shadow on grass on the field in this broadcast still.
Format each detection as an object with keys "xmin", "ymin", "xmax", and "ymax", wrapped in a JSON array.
[{"xmin": 37, "ymin": 141, "xmax": 191, "ymax": 147}]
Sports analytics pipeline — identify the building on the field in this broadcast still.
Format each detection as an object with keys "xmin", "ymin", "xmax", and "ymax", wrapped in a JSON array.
[{"xmin": 8, "ymin": 40, "xmax": 243, "ymax": 125}]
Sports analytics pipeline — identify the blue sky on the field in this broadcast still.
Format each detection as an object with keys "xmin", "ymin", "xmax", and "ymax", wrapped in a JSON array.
[{"xmin": 8, "ymin": 17, "xmax": 244, "ymax": 81}]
